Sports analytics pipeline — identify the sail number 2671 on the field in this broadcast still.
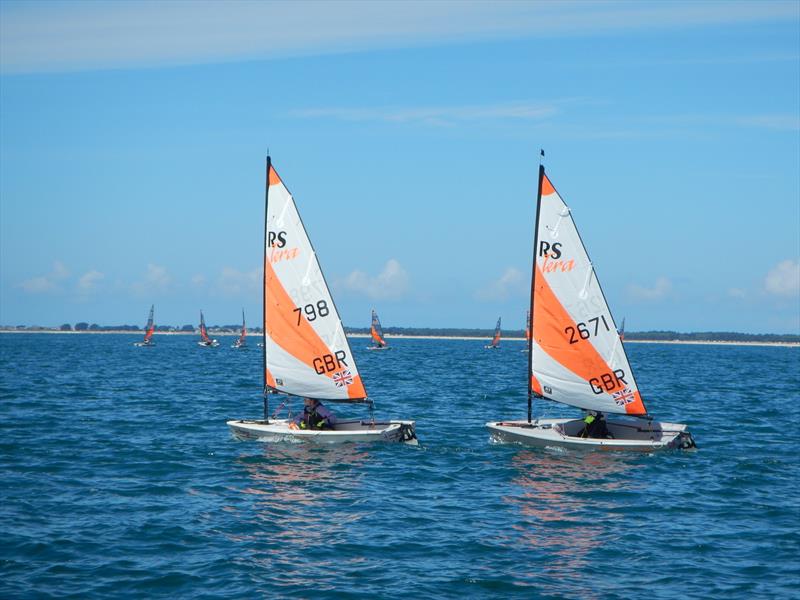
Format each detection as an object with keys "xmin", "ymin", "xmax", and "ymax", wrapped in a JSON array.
[
  {"xmin": 565, "ymin": 315, "xmax": 610, "ymax": 344},
  {"xmin": 293, "ymin": 300, "xmax": 330, "ymax": 325}
]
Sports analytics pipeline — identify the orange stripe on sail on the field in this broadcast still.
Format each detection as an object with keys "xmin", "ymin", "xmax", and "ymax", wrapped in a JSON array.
[
  {"xmin": 541, "ymin": 173, "xmax": 556, "ymax": 196},
  {"xmin": 533, "ymin": 265, "xmax": 646, "ymax": 415},
  {"xmin": 265, "ymin": 261, "xmax": 367, "ymax": 398},
  {"xmin": 531, "ymin": 374, "xmax": 543, "ymax": 396},
  {"xmin": 266, "ymin": 368, "xmax": 277, "ymax": 388},
  {"xmin": 370, "ymin": 327, "xmax": 384, "ymax": 345},
  {"xmin": 268, "ymin": 165, "xmax": 282, "ymax": 186}
]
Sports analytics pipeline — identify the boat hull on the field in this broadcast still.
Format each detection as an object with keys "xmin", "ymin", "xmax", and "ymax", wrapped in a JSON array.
[
  {"xmin": 486, "ymin": 418, "xmax": 695, "ymax": 452},
  {"xmin": 366, "ymin": 346, "xmax": 391, "ymax": 351},
  {"xmin": 198, "ymin": 340, "xmax": 219, "ymax": 347},
  {"xmin": 227, "ymin": 418, "xmax": 417, "ymax": 445}
]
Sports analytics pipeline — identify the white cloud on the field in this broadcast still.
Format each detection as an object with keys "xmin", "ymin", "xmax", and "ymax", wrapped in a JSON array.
[
  {"xmin": 191, "ymin": 274, "xmax": 207, "ymax": 287},
  {"xmin": 735, "ymin": 114, "xmax": 800, "ymax": 132},
  {"xmin": 76, "ymin": 270, "xmax": 104, "ymax": 293},
  {"xmin": 217, "ymin": 266, "xmax": 260, "ymax": 297},
  {"xmin": 727, "ymin": 288, "xmax": 747, "ymax": 299},
  {"xmin": 627, "ymin": 276, "xmax": 672, "ymax": 301},
  {"xmin": 764, "ymin": 259, "xmax": 800, "ymax": 297},
  {"xmin": 131, "ymin": 263, "xmax": 172, "ymax": 295},
  {"xmin": 340, "ymin": 259, "xmax": 409, "ymax": 300},
  {"xmin": 291, "ymin": 102, "xmax": 559, "ymax": 126},
  {"xmin": 475, "ymin": 267, "xmax": 526, "ymax": 302},
  {"xmin": 16, "ymin": 261, "xmax": 70, "ymax": 293},
  {"xmin": 1, "ymin": 1, "xmax": 795, "ymax": 73}
]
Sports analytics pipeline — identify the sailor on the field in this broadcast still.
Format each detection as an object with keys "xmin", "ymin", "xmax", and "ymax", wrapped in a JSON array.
[
  {"xmin": 293, "ymin": 397, "xmax": 336, "ymax": 430},
  {"xmin": 579, "ymin": 411, "xmax": 609, "ymax": 438}
]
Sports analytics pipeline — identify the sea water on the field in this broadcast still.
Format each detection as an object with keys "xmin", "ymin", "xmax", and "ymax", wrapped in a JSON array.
[{"xmin": 1, "ymin": 334, "xmax": 798, "ymax": 599}]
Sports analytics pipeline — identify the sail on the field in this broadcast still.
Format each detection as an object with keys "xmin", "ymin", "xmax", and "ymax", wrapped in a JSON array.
[
  {"xmin": 489, "ymin": 317, "xmax": 501, "ymax": 347},
  {"xmin": 530, "ymin": 168, "xmax": 646, "ymax": 416},
  {"xmin": 238, "ymin": 309, "xmax": 247, "ymax": 344},
  {"xmin": 143, "ymin": 305, "xmax": 155, "ymax": 342},
  {"xmin": 263, "ymin": 160, "xmax": 367, "ymax": 401},
  {"xmin": 525, "ymin": 310, "xmax": 531, "ymax": 342},
  {"xmin": 199, "ymin": 311, "xmax": 211, "ymax": 343},
  {"xmin": 370, "ymin": 309, "xmax": 387, "ymax": 347},
  {"xmin": 618, "ymin": 317, "xmax": 626, "ymax": 341}
]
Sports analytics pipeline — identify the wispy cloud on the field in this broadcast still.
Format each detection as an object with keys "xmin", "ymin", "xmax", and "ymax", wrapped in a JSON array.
[
  {"xmin": 216, "ymin": 266, "xmax": 260, "ymax": 297},
  {"xmin": 17, "ymin": 261, "xmax": 70, "ymax": 293},
  {"xmin": 764, "ymin": 259, "xmax": 800, "ymax": 297},
  {"xmin": 131, "ymin": 263, "xmax": 172, "ymax": 295},
  {"xmin": 1, "ymin": 1, "xmax": 796, "ymax": 73},
  {"xmin": 475, "ymin": 267, "xmax": 526, "ymax": 302},
  {"xmin": 291, "ymin": 102, "xmax": 559, "ymax": 126},
  {"xmin": 627, "ymin": 276, "xmax": 672, "ymax": 301},
  {"xmin": 76, "ymin": 270, "xmax": 104, "ymax": 294},
  {"xmin": 339, "ymin": 259, "xmax": 409, "ymax": 300}
]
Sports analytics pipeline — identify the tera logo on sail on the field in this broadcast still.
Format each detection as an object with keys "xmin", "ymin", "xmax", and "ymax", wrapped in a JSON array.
[
  {"xmin": 538, "ymin": 241, "xmax": 575, "ymax": 273},
  {"xmin": 268, "ymin": 230, "xmax": 300, "ymax": 264}
]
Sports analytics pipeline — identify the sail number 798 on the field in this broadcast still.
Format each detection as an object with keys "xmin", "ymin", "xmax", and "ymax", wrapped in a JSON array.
[
  {"xmin": 293, "ymin": 300, "xmax": 329, "ymax": 325},
  {"xmin": 565, "ymin": 315, "xmax": 610, "ymax": 344}
]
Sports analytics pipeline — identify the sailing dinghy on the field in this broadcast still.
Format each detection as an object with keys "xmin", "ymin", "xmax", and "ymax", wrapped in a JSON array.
[
  {"xmin": 227, "ymin": 157, "xmax": 417, "ymax": 444},
  {"xmin": 486, "ymin": 161, "xmax": 695, "ymax": 452},
  {"xmin": 522, "ymin": 310, "xmax": 531, "ymax": 353},
  {"xmin": 232, "ymin": 309, "xmax": 247, "ymax": 348},
  {"xmin": 133, "ymin": 305, "xmax": 156, "ymax": 346},
  {"xmin": 367, "ymin": 309, "xmax": 391, "ymax": 351},
  {"xmin": 197, "ymin": 311, "xmax": 219, "ymax": 347},
  {"xmin": 485, "ymin": 317, "xmax": 502, "ymax": 349}
]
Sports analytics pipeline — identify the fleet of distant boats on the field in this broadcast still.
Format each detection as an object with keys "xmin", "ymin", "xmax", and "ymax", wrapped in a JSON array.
[{"xmin": 130, "ymin": 154, "xmax": 696, "ymax": 452}]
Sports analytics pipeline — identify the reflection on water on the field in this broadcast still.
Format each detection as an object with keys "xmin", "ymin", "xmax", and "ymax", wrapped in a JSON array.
[
  {"xmin": 233, "ymin": 445, "xmax": 370, "ymax": 547},
  {"xmin": 502, "ymin": 450, "xmax": 642, "ymax": 590}
]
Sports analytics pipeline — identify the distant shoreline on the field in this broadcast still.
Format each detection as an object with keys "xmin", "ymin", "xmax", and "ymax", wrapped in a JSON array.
[{"xmin": 1, "ymin": 330, "xmax": 797, "ymax": 347}]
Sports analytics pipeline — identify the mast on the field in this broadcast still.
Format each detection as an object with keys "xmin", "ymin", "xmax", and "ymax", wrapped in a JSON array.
[
  {"xmin": 528, "ymin": 153, "xmax": 545, "ymax": 423},
  {"xmin": 263, "ymin": 156, "xmax": 271, "ymax": 422}
]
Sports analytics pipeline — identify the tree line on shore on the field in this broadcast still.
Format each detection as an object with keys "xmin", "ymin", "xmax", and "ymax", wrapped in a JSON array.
[{"xmin": 2, "ymin": 324, "xmax": 797, "ymax": 343}]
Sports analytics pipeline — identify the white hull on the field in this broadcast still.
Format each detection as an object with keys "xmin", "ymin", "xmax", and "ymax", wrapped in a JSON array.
[
  {"xmin": 227, "ymin": 418, "xmax": 417, "ymax": 444},
  {"xmin": 133, "ymin": 341, "xmax": 155, "ymax": 347},
  {"xmin": 366, "ymin": 346, "xmax": 391, "ymax": 351},
  {"xmin": 485, "ymin": 345, "xmax": 500, "ymax": 349},
  {"xmin": 198, "ymin": 340, "xmax": 219, "ymax": 347},
  {"xmin": 486, "ymin": 418, "xmax": 695, "ymax": 452}
]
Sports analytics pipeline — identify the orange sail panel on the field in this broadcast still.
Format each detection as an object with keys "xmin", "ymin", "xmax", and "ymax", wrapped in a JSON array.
[
  {"xmin": 143, "ymin": 305, "xmax": 155, "ymax": 342},
  {"xmin": 531, "ymin": 172, "xmax": 646, "ymax": 415},
  {"xmin": 489, "ymin": 317, "xmax": 501, "ymax": 347},
  {"xmin": 370, "ymin": 309, "xmax": 387, "ymax": 347},
  {"xmin": 263, "ymin": 162, "xmax": 367, "ymax": 401}
]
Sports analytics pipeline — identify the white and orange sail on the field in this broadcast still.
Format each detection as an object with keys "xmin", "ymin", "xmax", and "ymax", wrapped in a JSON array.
[
  {"xmin": 143, "ymin": 305, "xmax": 155, "ymax": 343},
  {"xmin": 263, "ymin": 159, "xmax": 367, "ymax": 401},
  {"xmin": 370, "ymin": 309, "xmax": 387, "ymax": 348},
  {"xmin": 529, "ymin": 167, "xmax": 645, "ymax": 416}
]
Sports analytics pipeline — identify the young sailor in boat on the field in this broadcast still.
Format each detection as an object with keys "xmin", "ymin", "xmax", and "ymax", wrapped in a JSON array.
[
  {"xmin": 289, "ymin": 398, "xmax": 337, "ymax": 430},
  {"xmin": 579, "ymin": 411, "xmax": 611, "ymax": 439}
]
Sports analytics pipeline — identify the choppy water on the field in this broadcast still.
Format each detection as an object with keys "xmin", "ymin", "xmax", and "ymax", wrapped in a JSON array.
[{"xmin": 1, "ymin": 333, "xmax": 798, "ymax": 599}]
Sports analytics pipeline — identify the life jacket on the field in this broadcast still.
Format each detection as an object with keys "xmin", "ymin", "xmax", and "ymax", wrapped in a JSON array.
[{"xmin": 300, "ymin": 407, "xmax": 329, "ymax": 430}]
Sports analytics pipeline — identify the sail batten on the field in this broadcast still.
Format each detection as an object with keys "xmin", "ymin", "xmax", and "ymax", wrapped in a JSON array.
[
  {"xmin": 530, "ymin": 170, "xmax": 646, "ymax": 416},
  {"xmin": 263, "ymin": 161, "xmax": 367, "ymax": 402}
]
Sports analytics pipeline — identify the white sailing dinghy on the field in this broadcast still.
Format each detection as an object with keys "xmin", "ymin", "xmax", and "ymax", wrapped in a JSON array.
[
  {"xmin": 487, "ymin": 161, "xmax": 695, "ymax": 452},
  {"xmin": 227, "ymin": 157, "xmax": 417, "ymax": 444},
  {"xmin": 367, "ymin": 309, "xmax": 391, "ymax": 351},
  {"xmin": 197, "ymin": 311, "xmax": 219, "ymax": 347},
  {"xmin": 232, "ymin": 309, "xmax": 247, "ymax": 349},
  {"xmin": 485, "ymin": 317, "xmax": 502, "ymax": 349},
  {"xmin": 133, "ymin": 305, "xmax": 156, "ymax": 347}
]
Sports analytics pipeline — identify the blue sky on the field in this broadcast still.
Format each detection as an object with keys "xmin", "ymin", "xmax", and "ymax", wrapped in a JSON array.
[{"xmin": 1, "ymin": 0, "xmax": 798, "ymax": 333}]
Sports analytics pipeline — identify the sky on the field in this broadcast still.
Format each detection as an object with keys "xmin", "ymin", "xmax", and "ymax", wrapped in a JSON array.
[{"xmin": 1, "ymin": 0, "xmax": 798, "ymax": 334}]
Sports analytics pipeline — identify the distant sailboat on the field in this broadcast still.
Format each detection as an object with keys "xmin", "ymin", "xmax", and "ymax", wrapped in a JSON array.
[
  {"xmin": 232, "ymin": 309, "xmax": 247, "ymax": 349},
  {"xmin": 618, "ymin": 317, "xmax": 626, "ymax": 341},
  {"xmin": 133, "ymin": 305, "xmax": 156, "ymax": 347},
  {"xmin": 227, "ymin": 157, "xmax": 416, "ymax": 444},
  {"xmin": 197, "ymin": 310, "xmax": 219, "ymax": 347},
  {"xmin": 485, "ymin": 317, "xmax": 501, "ymax": 349},
  {"xmin": 367, "ymin": 309, "xmax": 391, "ymax": 351},
  {"xmin": 486, "ymin": 159, "xmax": 695, "ymax": 451}
]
